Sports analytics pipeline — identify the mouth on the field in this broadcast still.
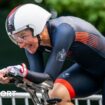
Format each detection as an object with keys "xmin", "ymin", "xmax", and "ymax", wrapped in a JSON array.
[
  {"xmin": 25, "ymin": 44, "xmax": 36, "ymax": 54},
  {"xmin": 26, "ymin": 44, "xmax": 33, "ymax": 50}
]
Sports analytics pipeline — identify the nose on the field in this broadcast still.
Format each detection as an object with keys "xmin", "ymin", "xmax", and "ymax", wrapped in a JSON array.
[
  {"xmin": 16, "ymin": 36, "xmax": 26, "ymax": 48},
  {"xmin": 18, "ymin": 42, "xmax": 25, "ymax": 48}
]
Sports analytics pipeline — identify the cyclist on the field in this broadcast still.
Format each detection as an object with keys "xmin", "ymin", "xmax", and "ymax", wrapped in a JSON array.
[{"xmin": 0, "ymin": 3, "xmax": 105, "ymax": 105}]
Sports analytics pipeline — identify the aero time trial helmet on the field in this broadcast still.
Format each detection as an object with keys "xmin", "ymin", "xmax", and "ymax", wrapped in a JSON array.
[{"xmin": 5, "ymin": 3, "xmax": 51, "ymax": 44}]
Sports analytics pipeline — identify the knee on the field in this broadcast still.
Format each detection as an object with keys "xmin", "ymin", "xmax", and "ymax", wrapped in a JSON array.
[
  {"xmin": 49, "ymin": 83, "xmax": 71, "ymax": 100},
  {"xmin": 49, "ymin": 84, "xmax": 62, "ymax": 99}
]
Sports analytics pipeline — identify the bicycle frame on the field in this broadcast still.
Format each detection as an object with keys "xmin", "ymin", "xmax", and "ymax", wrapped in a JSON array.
[{"xmin": 8, "ymin": 73, "xmax": 61, "ymax": 105}]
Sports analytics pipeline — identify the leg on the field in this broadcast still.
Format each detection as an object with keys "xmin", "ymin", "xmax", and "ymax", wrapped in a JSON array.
[
  {"xmin": 49, "ymin": 82, "xmax": 74, "ymax": 105},
  {"xmin": 49, "ymin": 63, "xmax": 79, "ymax": 105},
  {"xmin": 49, "ymin": 63, "xmax": 101, "ymax": 105}
]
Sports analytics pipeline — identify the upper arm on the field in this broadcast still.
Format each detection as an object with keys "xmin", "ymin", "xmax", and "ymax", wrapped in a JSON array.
[
  {"xmin": 44, "ymin": 23, "xmax": 75, "ymax": 80},
  {"xmin": 25, "ymin": 49, "xmax": 44, "ymax": 73}
]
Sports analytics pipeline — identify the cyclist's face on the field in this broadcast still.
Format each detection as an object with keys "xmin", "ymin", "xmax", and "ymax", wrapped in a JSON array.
[{"xmin": 12, "ymin": 29, "xmax": 39, "ymax": 54}]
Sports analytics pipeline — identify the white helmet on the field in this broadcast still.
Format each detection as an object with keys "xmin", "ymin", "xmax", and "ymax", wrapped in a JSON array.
[{"xmin": 5, "ymin": 3, "xmax": 51, "ymax": 44}]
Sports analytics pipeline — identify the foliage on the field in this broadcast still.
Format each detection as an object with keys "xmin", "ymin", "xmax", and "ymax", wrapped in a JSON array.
[
  {"xmin": 0, "ymin": 0, "xmax": 105, "ymax": 33},
  {"xmin": 45, "ymin": 0, "xmax": 105, "ymax": 34}
]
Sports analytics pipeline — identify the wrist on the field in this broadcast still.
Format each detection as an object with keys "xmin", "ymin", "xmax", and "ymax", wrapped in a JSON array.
[{"xmin": 21, "ymin": 63, "xmax": 28, "ymax": 77}]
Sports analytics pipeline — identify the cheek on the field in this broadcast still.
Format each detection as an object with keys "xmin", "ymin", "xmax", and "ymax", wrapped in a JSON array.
[
  {"xmin": 27, "ymin": 38, "xmax": 37, "ymax": 45},
  {"xmin": 33, "ymin": 38, "xmax": 38, "ymax": 46},
  {"xmin": 34, "ymin": 42, "xmax": 38, "ymax": 49},
  {"xmin": 31, "ymin": 43, "xmax": 39, "ymax": 54},
  {"xmin": 33, "ymin": 39, "xmax": 39, "ymax": 50}
]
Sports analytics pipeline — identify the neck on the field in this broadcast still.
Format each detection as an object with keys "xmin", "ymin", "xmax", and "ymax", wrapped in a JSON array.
[{"xmin": 40, "ymin": 26, "xmax": 51, "ymax": 47}]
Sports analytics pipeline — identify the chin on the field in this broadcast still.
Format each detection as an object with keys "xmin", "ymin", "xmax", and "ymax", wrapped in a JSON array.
[
  {"xmin": 27, "ymin": 49, "xmax": 36, "ymax": 54},
  {"xmin": 28, "ymin": 50, "xmax": 35, "ymax": 54},
  {"xmin": 27, "ymin": 46, "xmax": 38, "ymax": 54}
]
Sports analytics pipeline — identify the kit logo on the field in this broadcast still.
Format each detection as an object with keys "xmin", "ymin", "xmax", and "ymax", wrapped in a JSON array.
[{"xmin": 56, "ymin": 49, "xmax": 66, "ymax": 61}]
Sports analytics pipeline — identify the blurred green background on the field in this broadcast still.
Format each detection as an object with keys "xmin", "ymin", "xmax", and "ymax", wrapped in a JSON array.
[
  {"xmin": 0, "ymin": 0, "xmax": 105, "ymax": 67},
  {"xmin": 0, "ymin": 0, "xmax": 105, "ymax": 104},
  {"xmin": 0, "ymin": 0, "xmax": 105, "ymax": 68}
]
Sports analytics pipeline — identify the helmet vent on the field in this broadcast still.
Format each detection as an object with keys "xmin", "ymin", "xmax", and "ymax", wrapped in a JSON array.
[{"xmin": 7, "ymin": 24, "xmax": 15, "ymax": 34}]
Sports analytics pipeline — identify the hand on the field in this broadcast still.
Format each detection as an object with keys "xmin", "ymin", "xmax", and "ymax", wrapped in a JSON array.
[
  {"xmin": 0, "ymin": 63, "xmax": 28, "ymax": 84},
  {"xmin": 0, "ymin": 68, "xmax": 12, "ymax": 84},
  {"xmin": 6, "ymin": 63, "xmax": 28, "ymax": 78}
]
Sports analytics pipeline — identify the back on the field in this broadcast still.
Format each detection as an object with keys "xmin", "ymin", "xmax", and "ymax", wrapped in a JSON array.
[{"xmin": 49, "ymin": 16, "xmax": 102, "ymax": 36}]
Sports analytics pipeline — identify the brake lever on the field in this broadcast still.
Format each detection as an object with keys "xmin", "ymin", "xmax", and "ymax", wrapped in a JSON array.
[
  {"xmin": 5, "ymin": 72, "xmax": 24, "ymax": 85},
  {"xmin": 5, "ymin": 72, "xmax": 55, "ymax": 105}
]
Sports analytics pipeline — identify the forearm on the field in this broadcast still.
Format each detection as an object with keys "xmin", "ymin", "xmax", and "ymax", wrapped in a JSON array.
[
  {"xmin": 26, "ymin": 70, "xmax": 51, "ymax": 84},
  {"xmin": 0, "ymin": 64, "xmax": 52, "ymax": 84}
]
